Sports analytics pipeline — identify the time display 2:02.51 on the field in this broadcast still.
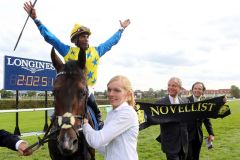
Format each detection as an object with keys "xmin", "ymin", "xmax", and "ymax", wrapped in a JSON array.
[{"xmin": 10, "ymin": 74, "xmax": 54, "ymax": 87}]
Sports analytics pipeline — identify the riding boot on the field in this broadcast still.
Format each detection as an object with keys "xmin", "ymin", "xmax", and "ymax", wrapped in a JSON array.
[{"xmin": 87, "ymin": 93, "xmax": 104, "ymax": 129}]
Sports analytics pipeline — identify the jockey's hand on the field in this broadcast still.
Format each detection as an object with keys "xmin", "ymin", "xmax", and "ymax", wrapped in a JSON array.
[
  {"xmin": 120, "ymin": 19, "xmax": 131, "ymax": 29},
  {"xmin": 24, "ymin": 1, "xmax": 37, "ymax": 19}
]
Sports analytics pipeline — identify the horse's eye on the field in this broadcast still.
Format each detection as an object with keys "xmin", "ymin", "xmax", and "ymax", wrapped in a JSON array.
[
  {"xmin": 79, "ymin": 90, "xmax": 84, "ymax": 96},
  {"xmin": 78, "ymin": 89, "xmax": 86, "ymax": 97}
]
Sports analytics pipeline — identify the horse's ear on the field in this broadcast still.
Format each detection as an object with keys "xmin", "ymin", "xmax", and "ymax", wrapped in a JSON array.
[
  {"xmin": 78, "ymin": 48, "xmax": 86, "ymax": 69},
  {"xmin": 51, "ymin": 47, "xmax": 63, "ymax": 72}
]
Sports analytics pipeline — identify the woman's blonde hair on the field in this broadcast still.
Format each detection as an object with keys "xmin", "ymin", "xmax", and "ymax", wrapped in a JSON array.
[{"xmin": 107, "ymin": 75, "xmax": 136, "ymax": 108}]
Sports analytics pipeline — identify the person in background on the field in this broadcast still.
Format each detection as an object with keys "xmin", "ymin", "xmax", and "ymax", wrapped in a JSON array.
[
  {"xmin": 0, "ymin": 129, "xmax": 32, "ymax": 156},
  {"xmin": 186, "ymin": 82, "xmax": 214, "ymax": 160},
  {"xmin": 83, "ymin": 75, "xmax": 139, "ymax": 160},
  {"xmin": 23, "ymin": 1, "xmax": 131, "ymax": 129},
  {"xmin": 155, "ymin": 77, "xmax": 189, "ymax": 160}
]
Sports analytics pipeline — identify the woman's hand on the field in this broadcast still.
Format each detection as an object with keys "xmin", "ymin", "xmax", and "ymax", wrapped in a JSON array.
[{"xmin": 83, "ymin": 118, "xmax": 89, "ymax": 124}]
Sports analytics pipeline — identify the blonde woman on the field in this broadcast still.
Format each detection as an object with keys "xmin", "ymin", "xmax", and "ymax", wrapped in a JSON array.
[{"xmin": 83, "ymin": 75, "xmax": 139, "ymax": 160}]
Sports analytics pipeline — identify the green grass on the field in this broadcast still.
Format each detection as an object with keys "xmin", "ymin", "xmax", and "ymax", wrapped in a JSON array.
[{"xmin": 0, "ymin": 100, "xmax": 239, "ymax": 160}]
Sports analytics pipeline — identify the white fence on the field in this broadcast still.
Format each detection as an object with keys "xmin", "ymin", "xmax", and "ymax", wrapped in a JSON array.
[{"xmin": 0, "ymin": 105, "xmax": 112, "ymax": 113}]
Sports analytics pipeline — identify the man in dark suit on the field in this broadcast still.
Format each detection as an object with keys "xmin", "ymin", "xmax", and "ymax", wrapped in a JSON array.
[
  {"xmin": 156, "ymin": 77, "xmax": 189, "ymax": 160},
  {"xmin": 0, "ymin": 129, "xmax": 32, "ymax": 156},
  {"xmin": 186, "ymin": 82, "xmax": 214, "ymax": 160}
]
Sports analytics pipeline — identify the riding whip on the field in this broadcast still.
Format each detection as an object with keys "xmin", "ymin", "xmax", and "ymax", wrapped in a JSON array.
[{"xmin": 13, "ymin": 0, "xmax": 38, "ymax": 51}]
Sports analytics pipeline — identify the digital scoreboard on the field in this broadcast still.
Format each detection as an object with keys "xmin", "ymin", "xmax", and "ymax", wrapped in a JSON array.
[{"xmin": 4, "ymin": 56, "xmax": 56, "ymax": 91}]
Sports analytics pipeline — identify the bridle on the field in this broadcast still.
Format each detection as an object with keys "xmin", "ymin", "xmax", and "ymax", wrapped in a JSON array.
[
  {"xmin": 23, "ymin": 71, "xmax": 89, "ymax": 153},
  {"xmin": 53, "ymin": 71, "xmax": 89, "ymax": 135}
]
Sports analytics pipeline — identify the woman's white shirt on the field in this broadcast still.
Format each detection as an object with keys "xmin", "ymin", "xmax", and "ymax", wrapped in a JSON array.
[{"xmin": 83, "ymin": 102, "xmax": 139, "ymax": 160}]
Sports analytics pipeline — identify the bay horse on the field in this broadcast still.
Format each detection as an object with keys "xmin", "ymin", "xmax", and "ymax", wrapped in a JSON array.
[{"xmin": 48, "ymin": 47, "xmax": 95, "ymax": 160}]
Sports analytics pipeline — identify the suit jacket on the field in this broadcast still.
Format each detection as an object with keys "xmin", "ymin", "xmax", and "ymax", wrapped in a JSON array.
[
  {"xmin": 187, "ymin": 96, "xmax": 214, "ymax": 143},
  {"xmin": 156, "ymin": 96, "xmax": 189, "ymax": 154},
  {"xmin": 0, "ymin": 130, "xmax": 20, "ymax": 151}
]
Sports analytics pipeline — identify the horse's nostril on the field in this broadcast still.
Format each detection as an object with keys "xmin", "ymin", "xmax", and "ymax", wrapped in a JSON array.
[{"xmin": 73, "ymin": 139, "xmax": 78, "ymax": 145}]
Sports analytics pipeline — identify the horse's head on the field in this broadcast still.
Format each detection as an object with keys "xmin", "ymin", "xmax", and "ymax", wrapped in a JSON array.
[{"xmin": 51, "ymin": 47, "xmax": 88, "ymax": 156}]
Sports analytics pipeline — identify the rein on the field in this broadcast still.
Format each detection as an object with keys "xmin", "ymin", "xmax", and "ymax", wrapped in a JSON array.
[{"xmin": 23, "ymin": 116, "xmax": 59, "ymax": 154}]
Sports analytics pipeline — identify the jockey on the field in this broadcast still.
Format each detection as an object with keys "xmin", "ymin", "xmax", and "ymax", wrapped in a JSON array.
[{"xmin": 24, "ymin": 1, "xmax": 131, "ymax": 129}]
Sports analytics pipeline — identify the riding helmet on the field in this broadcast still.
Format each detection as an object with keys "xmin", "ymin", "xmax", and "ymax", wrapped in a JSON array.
[{"xmin": 70, "ymin": 23, "xmax": 91, "ymax": 43}]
